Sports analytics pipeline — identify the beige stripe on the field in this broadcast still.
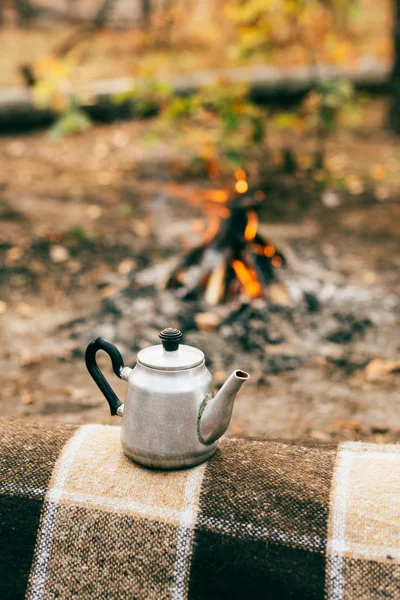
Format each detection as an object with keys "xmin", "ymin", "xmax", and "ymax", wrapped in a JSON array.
[
  {"xmin": 58, "ymin": 488, "xmax": 184, "ymax": 522},
  {"xmin": 27, "ymin": 425, "xmax": 92, "ymax": 600},
  {"xmin": 56, "ymin": 425, "xmax": 202, "ymax": 525},
  {"xmin": 327, "ymin": 441, "xmax": 400, "ymax": 600},
  {"xmin": 171, "ymin": 463, "xmax": 206, "ymax": 600}
]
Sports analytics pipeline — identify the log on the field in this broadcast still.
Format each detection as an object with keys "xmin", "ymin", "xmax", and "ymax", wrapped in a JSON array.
[
  {"xmin": 389, "ymin": 0, "xmax": 400, "ymax": 132},
  {"xmin": 204, "ymin": 256, "xmax": 227, "ymax": 305},
  {"xmin": 0, "ymin": 61, "xmax": 390, "ymax": 133}
]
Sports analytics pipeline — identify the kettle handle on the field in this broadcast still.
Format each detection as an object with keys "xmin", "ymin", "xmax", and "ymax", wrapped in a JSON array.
[{"xmin": 85, "ymin": 337, "xmax": 125, "ymax": 416}]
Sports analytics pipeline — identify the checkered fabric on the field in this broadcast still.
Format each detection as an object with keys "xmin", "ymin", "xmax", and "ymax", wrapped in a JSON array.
[{"xmin": 0, "ymin": 420, "xmax": 398, "ymax": 599}]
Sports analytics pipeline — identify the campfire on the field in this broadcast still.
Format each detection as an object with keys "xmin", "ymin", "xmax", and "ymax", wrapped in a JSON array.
[{"xmin": 166, "ymin": 174, "xmax": 285, "ymax": 304}]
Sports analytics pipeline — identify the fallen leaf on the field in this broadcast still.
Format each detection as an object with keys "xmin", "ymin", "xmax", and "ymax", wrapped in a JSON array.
[
  {"xmin": 345, "ymin": 175, "xmax": 364, "ymax": 195},
  {"xmin": 370, "ymin": 165, "xmax": 386, "ymax": 181},
  {"xmin": 99, "ymin": 283, "xmax": 125, "ymax": 298},
  {"xmin": 20, "ymin": 353, "xmax": 41, "ymax": 367},
  {"xmin": 229, "ymin": 423, "xmax": 244, "ymax": 435},
  {"xmin": 326, "ymin": 154, "xmax": 347, "ymax": 172},
  {"xmin": 266, "ymin": 282, "xmax": 290, "ymax": 306},
  {"xmin": 131, "ymin": 221, "xmax": 150, "ymax": 238},
  {"xmin": 6, "ymin": 246, "xmax": 23, "ymax": 261},
  {"xmin": 322, "ymin": 190, "xmax": 341, "ymax": 208},
  {"xmin": 86, "ymin": 205, "xmax": 102, "ymax": 219},
  {"xmin": 67, "ymin": 260, "xmax": 82, "ymax": 273},
  {"xmin": 195, "ymin": 312, "xmax": 220, "ymax": 331},
  {"xmin": 365, "ymin": 358, "xmax": 400, "ymax": 382},
  {"xmin": 50, "ymin": 245, "xmax": 70, "ymax": 263},
  {"xmin": 16, "ymin": 302, "xmax": 33, "ymax": 318},
  {"xmin": 0, "ymin": 301, "xmax": 7, "ymax": 315},
  {"xmin": 375, "ymin": 185, "xmax": 391, "ymax": 202},
  {"xmin": 332, "ymin": 419, "xmax": 362, "ymax": 431},
  {"xmin": 118, "ymin": 259, "xmax": 135, "ymax": 275},
  {"xmin": 21, "ymin": 393, "xmax": 36, "ymax": 405},
  {"xmin": 309, "ymin": 430, "xmax": 332, "ymax": 442},
  {"xmin": 312, "ymin": 356, "xmax": 328, "ymax": 368},
  {"xmin": 47, "ymin": 232, "xmax": 62, "ymax": 243}
]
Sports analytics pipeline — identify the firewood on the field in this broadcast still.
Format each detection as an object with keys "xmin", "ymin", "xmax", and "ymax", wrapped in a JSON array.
[{"xmin": 205, "ymin": 258, "xmax": 227, "ymax": 305}]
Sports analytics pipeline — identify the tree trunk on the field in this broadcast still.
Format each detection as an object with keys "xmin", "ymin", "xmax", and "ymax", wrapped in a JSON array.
[
  {"xmin": 13, "ymin": 0, "xmax": 36, "ymax": 25},
  {"xmin": 389, "ymin": 0, "xmax": 400, "ymax": 133},
  {"xmin": 141, "ymin": 0, "xmax": 152, "ymax": 30},
  {"xmin": 93, "ymin": 0, "xmax": 114, "ymax": 28},
  {"xmin": 0, "ymin": 0, "xmax": 4, "ymax": 27}
]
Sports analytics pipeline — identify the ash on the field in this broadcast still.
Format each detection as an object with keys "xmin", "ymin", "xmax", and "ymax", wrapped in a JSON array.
[{"xmin": 66, "ymin": 261, "xmax": 396, "ymax": 387}]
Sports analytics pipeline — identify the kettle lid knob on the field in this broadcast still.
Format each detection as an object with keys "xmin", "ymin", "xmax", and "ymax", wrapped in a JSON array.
[{"xmin": 159, "ymin": 328, "xmax": 182, "ymax": 352}]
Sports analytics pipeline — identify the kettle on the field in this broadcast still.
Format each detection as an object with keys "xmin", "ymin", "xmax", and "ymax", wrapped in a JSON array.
[{"xmin": 85, "ymin": 328, "xmax": 249, "ymax": 469}]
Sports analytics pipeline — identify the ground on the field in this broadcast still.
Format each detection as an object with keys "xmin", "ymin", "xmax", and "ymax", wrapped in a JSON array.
[{"xmin": 0, "ymin": 98, "xmax": 399, "ymax": 443}]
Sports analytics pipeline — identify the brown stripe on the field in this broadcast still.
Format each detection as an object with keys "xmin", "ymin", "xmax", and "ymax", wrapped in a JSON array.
[
  {"xmin": 341, "ymin": 558, "xmax": 400, "ymax": 600},
  {"xmin": 0, "ymin": 420, "xmax": 78, "ymax": 600},
  {"xmin": 40, "ymin": 504, "xmax": 179, "ymax": 600},
  {"xmin": 0, "ymin": 420, "xmax": 78, "ymax": 497},
  {"xmin": 189, "ymin": 438, "xmax": 338, "ymax": 599}
]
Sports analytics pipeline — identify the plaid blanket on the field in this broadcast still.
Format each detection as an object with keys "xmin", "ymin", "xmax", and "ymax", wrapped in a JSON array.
[{"xmin": 0, "ymin": 420, "xmax": 398, "ymax": 600}]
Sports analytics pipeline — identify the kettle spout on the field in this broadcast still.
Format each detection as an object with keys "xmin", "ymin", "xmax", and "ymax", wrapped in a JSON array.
[{"xmin": 198, "ymin": 370, "xmax": 250, "ymax": 445}]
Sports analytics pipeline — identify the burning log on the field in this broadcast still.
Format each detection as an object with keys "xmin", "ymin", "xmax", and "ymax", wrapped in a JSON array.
[{"xmin": 166, "ymin": 187, "xmax": 285, "ymax": 303}]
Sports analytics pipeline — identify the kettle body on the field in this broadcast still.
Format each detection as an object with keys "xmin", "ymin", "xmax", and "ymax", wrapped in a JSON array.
[
  {"xmin": 85, "ymin": 328, "xmax": 249, "ymax": 469},
  {"xmin": 121, "ymin": 361, "xmax": 216, "ymax": 468}
]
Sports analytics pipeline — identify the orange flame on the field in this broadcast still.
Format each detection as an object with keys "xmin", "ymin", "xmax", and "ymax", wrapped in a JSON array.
[
  {"xmin": 251, "ymin": 244, "xmax": 265, "ymax": 255},
  {"xmin": 235, "ymin": 168, "xmax": 247, "ymax": 181},
  {"xmin": 272, "ymin": 255, "xmax": 283, "ymax": 268},
  {"xmin": 203, "ymin": 215, "xmax": 221, "ymax": 244},
  {"xmin": 235, "ymin": 180, "xmax": 248, "ymax": 194},
  {"xmin": 202, "ymin": 189, "xmax": 231, "ymax": 243},
  {"xmin": 232, "ymin": 260, "xmax": 262, "ymax": 298},
  {"xmin": 264, "ymin": 244, "xmax": 275, "ymax": 258},
  {"xmin": 244, "ymin": 210, "xmax": 258, "ymax": 242},
  {"xmin": 205, "ymin": 189, "xmax": 229, "ymax": 203}
]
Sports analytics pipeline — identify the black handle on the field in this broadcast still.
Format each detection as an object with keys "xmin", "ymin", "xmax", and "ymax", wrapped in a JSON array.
[{"xmin": 85, "ymin": 337, "xmax": 125, "ymax": 416}]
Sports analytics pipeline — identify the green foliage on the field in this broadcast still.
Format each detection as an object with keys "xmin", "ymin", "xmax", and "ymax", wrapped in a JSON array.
[
  {"xmin": 114, "ymin": 74, "xmax": 358, "ymax": 177},
  {"xmin": 117, "ymin": 203, "xmax": 132, "ymax": 218},
  {"xmin": 67, "ymin": 226, "xmax": 92, "ymax": 245},
  {"xmin": 32, "ymin": 55, "xmax": 92, "ymax": 138},
  {"xmin": 112, "ymin": 78, "xmax": 173, "ymax": 117},
  {"xmin": 158, "ymin": 95, "xmax": 200, "ymax": 120},
  {"xmin": 156, "ymin": 81, "xmax": 266, "ymax": 170},
  {"xmin": 29, "ymin": 1, "xmax": 363, "ymax": 175},
  {"xmin": 304, "ymin": 78, "xmax": 358, "ymax": 136},
  {"xmin": 272, "ymin": 78, "xmax": 360, "ymax": 171},
  {"xmin": 49, "ymin": 107, "xmax": 91, "ymax": 139},
  {"xmin": 226, "ymin": 0, "xmax": 360, "ymax": 61}
]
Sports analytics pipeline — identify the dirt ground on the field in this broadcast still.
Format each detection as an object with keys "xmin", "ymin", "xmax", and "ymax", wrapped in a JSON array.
[{"xmin": 0, "ymin": 98, "xmax": 399, "ymax": 444}]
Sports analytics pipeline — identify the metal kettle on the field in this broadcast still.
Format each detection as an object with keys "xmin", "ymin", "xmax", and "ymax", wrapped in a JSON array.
[{"xmin": 85, "ymin": 328, "xmax": 249, "ymax": 469}]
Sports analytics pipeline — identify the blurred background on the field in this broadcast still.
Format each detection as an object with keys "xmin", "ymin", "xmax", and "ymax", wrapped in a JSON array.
[{"xmin": 0, "ymin": 0, "xmax": 399, "ymax": 443}]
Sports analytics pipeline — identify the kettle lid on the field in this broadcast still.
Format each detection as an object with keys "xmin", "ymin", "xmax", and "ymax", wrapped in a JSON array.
[{"xmin": 137, "ymin": 328, "xmax": 204, "ymax": 371}]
